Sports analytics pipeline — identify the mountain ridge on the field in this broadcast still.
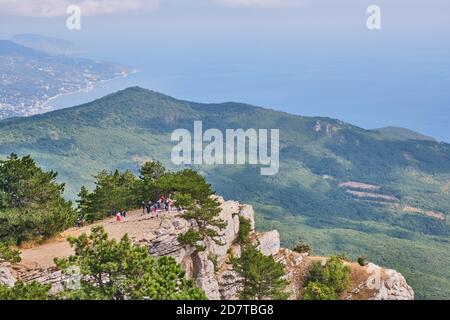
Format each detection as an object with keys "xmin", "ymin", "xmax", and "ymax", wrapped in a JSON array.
[
  {"xmin": 0, "ymin": 86, "xmax": 449, "ymax": 299},
  {"xmin": 10, "ymin": 34, "xmax": 85, "ymax": 56}
]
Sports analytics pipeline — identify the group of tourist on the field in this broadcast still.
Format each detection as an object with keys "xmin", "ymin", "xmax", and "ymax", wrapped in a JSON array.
[
  {"xmin": 75, "ymin": 197, "xmax": 178, "ymax": 227},
  {"xmin": 141, "ymin": 196, "xmax": 175, "ymax": 217}
]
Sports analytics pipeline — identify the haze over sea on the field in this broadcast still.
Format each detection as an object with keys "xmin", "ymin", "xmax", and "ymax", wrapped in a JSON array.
[{"xmin": 1, "ymin": 0, "xmax": 449, "ymax": 142}]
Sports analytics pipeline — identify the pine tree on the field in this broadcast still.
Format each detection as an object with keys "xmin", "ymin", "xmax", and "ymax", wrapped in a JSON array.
[
  {"xmin": 0, "ymin": 154, "xmax": 76, "ymax": 244},
  {"xmin": 230, "ymin": 245, "xmax": 288, "ymax": 300},
  {"xmin": 139, "ymin": 161, "xmax": 166, "ymax": 201},
  {"xmin": 178, "ymin": 197, "xmax": 227, "ymax": 250},
  {"xmin": 81, "ymin": 169, "xmax": 141, "ymax": 221},
  {"xmin": 76, "ymin": 186, "xmax": 93, "ymax": 221}
]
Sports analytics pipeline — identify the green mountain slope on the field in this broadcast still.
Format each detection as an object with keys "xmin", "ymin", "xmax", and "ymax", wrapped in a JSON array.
[
  {"xmin": 0, "ymin": 87, "xmax": 449, "ymax": 299},
  {"xmin": 372, "ymin": 127, "xmax": 437, "ymax": 142}
]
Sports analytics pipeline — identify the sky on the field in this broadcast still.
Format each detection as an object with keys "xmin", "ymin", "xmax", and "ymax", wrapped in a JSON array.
[{"xmin": 0, "ymin": 0, "xmax": 449, "ymax": 141}]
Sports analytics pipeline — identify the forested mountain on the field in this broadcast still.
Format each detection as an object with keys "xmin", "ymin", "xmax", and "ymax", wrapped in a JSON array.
[{"xmin": 0, "ymin": 87, "xmax": 449, "ymax": 299}]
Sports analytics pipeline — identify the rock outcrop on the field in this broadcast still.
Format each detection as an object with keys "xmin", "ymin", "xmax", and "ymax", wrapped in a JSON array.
[
  {"xmin": 0, "ymin": 263, "xmax": 16, "ymax": 287},
  {"xmin": 3, "ymin": 197, "xmax": 414, "ymax": 300},
  {"xmin": 367, "ymin": 263, "xmax": 415, "ymax": 300}
]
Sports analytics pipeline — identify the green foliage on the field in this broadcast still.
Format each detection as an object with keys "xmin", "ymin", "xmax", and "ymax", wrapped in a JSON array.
[
  {"xmin": 322, "ymin": 257, "xmax": 351, "ymax": 294},
  {"xmin": 155, "ymin": 169, "xmax": 228, "ymax": 251},
  {"xmin": 230, "ymin": 245, "xmax": 288, "ymax": 300},
  {"xmin": 77, "ymin": 169, "xmax": 140, "ymax": 222},
  {"xmin": 237, "ymin": 216, "xmax": 252, "ymax": 245},
  {"xmin": 55, "ymin": 226, "xmax": 206, "ymax": 300},
  {"xmin": 178, "ymin": 197, "xmax": 227, "ymax": 250},
  {"xmin": 139, "ymin": 160, "xmax": 166, "ymax": 201},
  {"xmin": 304, "ymin": 256, "xmax": 351, "ymax": 300},
  {"xmin": 303, "ymin": 281, "xmax": 340, "ymax": 300},
  {"xmin": 208, "ymin": 253, "xmax": 220, "ymax": 273},
  {"xmin": 157, "ymin": 169, "xmax": 214, "ymax": 203},
  {"xmin": 0, "ymin": 154, "xmax": 76, "ymax": 244},
  {"xmin": 357, "ymin": 256, "xmax": 367, "ymax": 267},
  {"xmin": 0, "ymin": 242, "xmax": 21, "ymax": 263},
  {"xmin": 0, "ymin": 281, "xmax": 52, "ymax": 300},
  {"xmin": 178, "ymin": 229, "xmax": 206, "ymax": 252},
  {"xmin": 292, "ymin": 241, "xmax": 313, "ymax": 255},
  {"xmin": 76, "ymin": 186, "xmax": 91, "ymax": 220}
]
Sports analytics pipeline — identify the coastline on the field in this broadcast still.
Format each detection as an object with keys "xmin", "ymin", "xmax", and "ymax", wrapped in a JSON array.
[{"xmin": 42, "ymin": 69, "xmax": 139, "ymax": 111}]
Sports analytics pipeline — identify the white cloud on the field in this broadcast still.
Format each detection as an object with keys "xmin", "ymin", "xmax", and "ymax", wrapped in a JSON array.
[
  {"xmin": 0, "ymin": 0, "xmax": 159, "ymax": 17},
  {"xmin": 215, "ymin": 0, "xmax": 306, "ymax": 8},
  {"xmin": 0, "ymin": 0, "xmax": 306, "ymax": 17}
]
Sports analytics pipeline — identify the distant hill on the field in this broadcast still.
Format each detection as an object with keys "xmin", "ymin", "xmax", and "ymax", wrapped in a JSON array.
[
  {"xmin": 11, "ymin": 34, "xmax": 84, "ymax": 56},
  {"xmin": 373, "ymin": 127, "xmax": 437, "ymax": 142},
  {"xmin": 0, "ymin": 87, "xmax": 449, "ymax": 299},
  {"xmin": 0, "ymin": 39, "xmax": 47, "ymax": 58},
  {"xmin": 0, "ymin": 40, "xmax": 134, "ymax": 119}
]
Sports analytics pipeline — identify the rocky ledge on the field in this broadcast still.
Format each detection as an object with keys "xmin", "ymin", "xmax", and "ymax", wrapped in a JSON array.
[{"xmin": 1, "ymin": 197, "xmax": 414, "ymax": 300}]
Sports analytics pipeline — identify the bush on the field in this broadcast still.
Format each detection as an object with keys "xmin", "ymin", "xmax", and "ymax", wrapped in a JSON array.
[
  {"xmin": 323, "ymin": 257, "xmax": 351, "ymax": 294},
  {"xmin": 0, "ymin": 243, "xmax": 21, "ymax": 263},
  {"xmin": 303, "ymin": 256, "xmax": 351, "ymax": 300},
  {"xmin": 292, "ymin": 242, "xmax": 313, "ymax": 255},
  {"xmin": 304, "ymin": 281, "xmax": 340, "ymax": 300},
  {"xmin": 357, "ymin": 256, "xmax": 367, "ymax": 266}
]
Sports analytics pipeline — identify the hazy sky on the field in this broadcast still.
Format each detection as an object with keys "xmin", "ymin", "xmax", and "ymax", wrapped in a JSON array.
[{"xmin": 1, "ymin": 0, "xmax": 449, "ymax": 140}]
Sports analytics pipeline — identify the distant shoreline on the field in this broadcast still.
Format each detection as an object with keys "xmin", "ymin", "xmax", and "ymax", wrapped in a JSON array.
[{"xmin": 42, "ymin": 69, "xmax": 139, "ymax": 110}]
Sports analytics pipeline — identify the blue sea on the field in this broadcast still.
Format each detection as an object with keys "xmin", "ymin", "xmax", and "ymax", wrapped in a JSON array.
[{"xmin": 49, "ymin": 34, "xmax": 450, "ymax": 143}]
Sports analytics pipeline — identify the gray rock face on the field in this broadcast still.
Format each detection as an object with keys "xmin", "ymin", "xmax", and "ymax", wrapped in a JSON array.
[
  {"xmin": 367, "ymin": 264, "xmax": 415, "ymax": 300},
  {"xmin": 142, "ymin": 196, "xmax": 270, "ymax": 300},
  {"xmin": 0, "ymin": 264, "xmax": 16, "ymax": 287},
  {"xmin": 255, "ymin": 230, "xmax": 281, "ymax": 257},
  {"xmin": 192, "ymin": 251, "xmax": 221, "ymax": 300}
]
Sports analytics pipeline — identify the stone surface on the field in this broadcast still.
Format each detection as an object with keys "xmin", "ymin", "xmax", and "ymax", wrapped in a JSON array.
[
  {"xmin": 367, "ymin": 263, "xmax": 415, "ymax": 300},
  {"xmin": 255, "ymin": 230, "xmax": 281, "ymax": 256},
  {"xmin": 0, "ymin": 264, "xmax": 16, "ymax": 287}
]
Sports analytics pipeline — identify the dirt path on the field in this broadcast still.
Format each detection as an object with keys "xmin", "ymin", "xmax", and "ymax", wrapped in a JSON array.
[{"xmin": 19, "ymin": 209, "xmax": 175, "ymax": 269}]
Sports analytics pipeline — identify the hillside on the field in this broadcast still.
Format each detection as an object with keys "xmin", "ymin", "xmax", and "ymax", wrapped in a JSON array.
[
  {"xmin": 0, "ymin": 87, "xmax": 449, "ymax": 299},
  {"xmin": 2, "ymin": 198, "xmax": 414, "ymax": 300},
  {"xmin": 10, "ymin": 34, "xmax": 85, "ymax": 56},
  {"xmin": 372, "ymin": 127, "xmax": 437, "ymax": 142}
]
